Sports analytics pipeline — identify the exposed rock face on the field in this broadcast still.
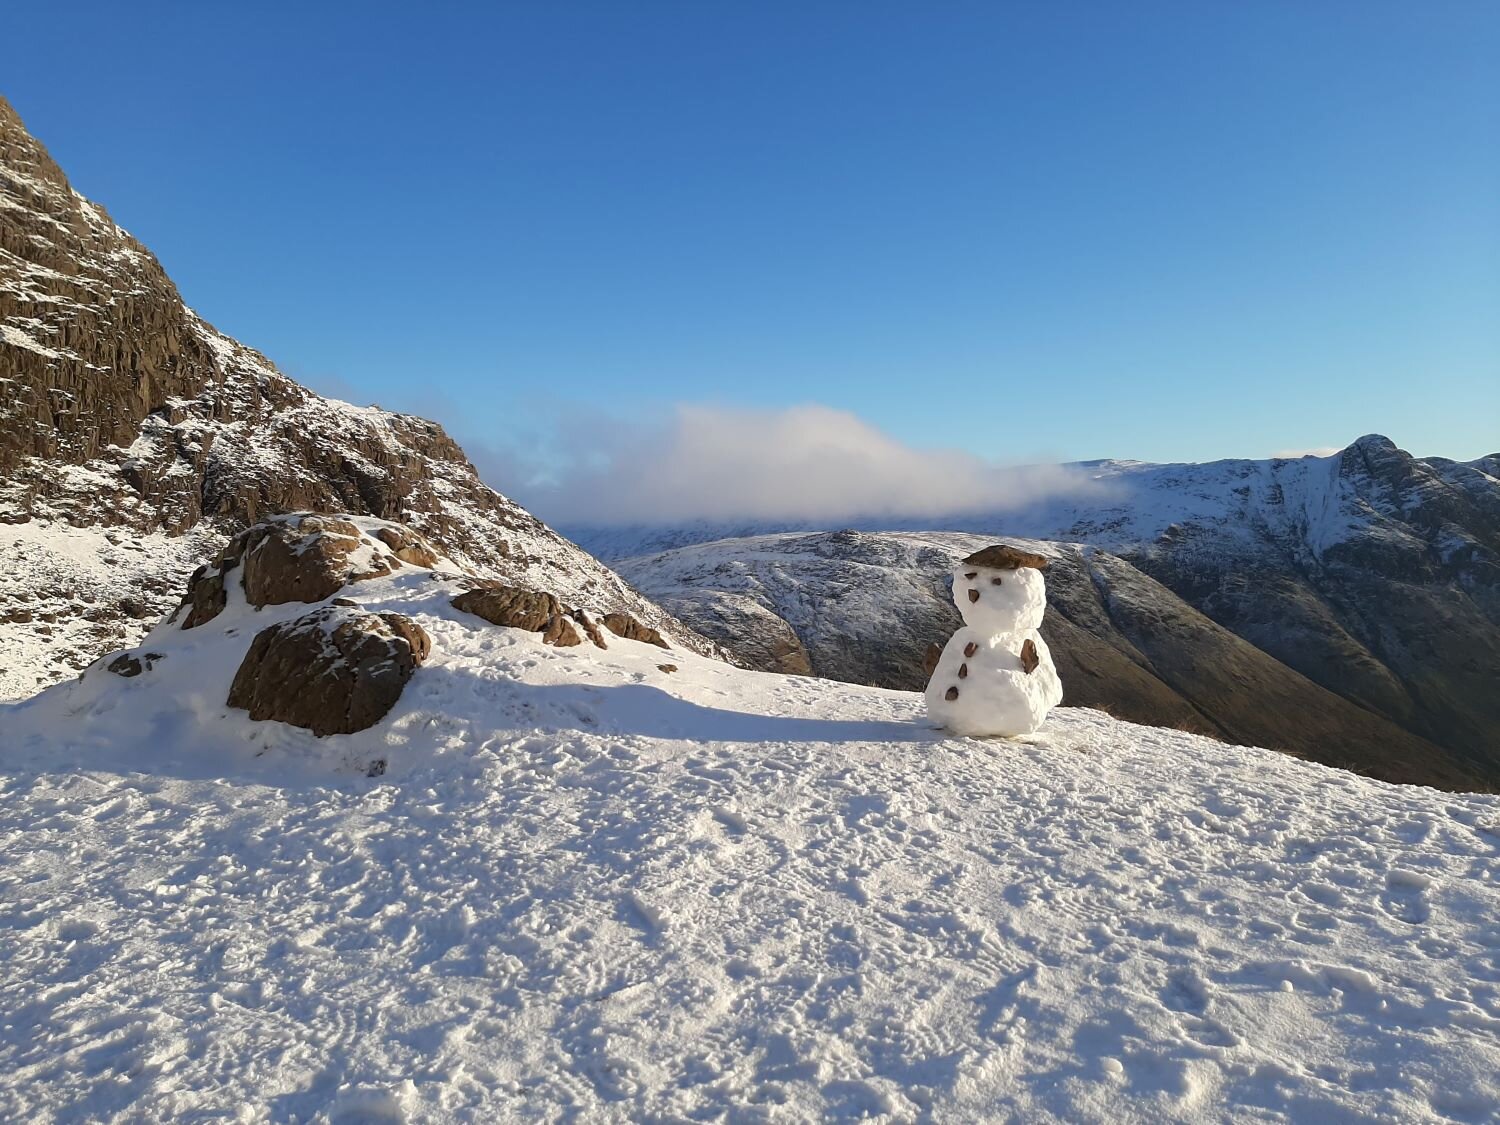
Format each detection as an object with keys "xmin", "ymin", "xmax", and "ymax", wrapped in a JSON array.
[
  {"xmin": 0, "ymin": 98, "xmax": 215, "ymax": 486},
  {"xmin": 105, "ymin": 650, "xmax": 164, "ymax": 678},
  {"xmin": 451, "ymin": 581, "xmax": 665, "ymax": 651},
  {"xmin": 372, "ymin": 526, "xmax": 440, "ymax": 568},
  {"xmin": 177, "ymin": 514, "xmax": 438, "ymax": 629},
  {"xmin": 601, "ymin": 614, "xmax": 669, "ymax": 650},
  {"xmin": 227, "ymin": 605, "xmax": 429, "ymax": 736},
  {"xmin": 0, "ymin": 96, "xmax": 721, "ymax": 697},
  {"xmin": 570, "ymin": 608, "xmax": 609, "ymax": 649},
  {"xmin": 452, "ymin": 585, "xmax": 566, "ymax": 634},
  {"xmin": 616, "ymin": 530, "xmax": 1485, "ymax": 790},
  {"xmin": 541, "ymin": 613, "xmax": 584, "ymax": 648}
]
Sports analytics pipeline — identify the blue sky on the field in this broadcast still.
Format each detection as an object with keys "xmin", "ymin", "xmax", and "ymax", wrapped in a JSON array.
[{"xmin": 5, "ymin": 2, "xmax": 1497, "ymax": 519}]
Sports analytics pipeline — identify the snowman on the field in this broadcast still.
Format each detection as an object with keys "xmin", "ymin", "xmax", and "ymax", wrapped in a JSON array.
[{"xmin": 924, "ymin": 544, "xmax": 1063, "ymax": 737}]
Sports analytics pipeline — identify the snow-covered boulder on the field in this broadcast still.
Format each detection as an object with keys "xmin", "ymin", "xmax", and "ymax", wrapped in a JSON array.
[
  {"xmin": 226, "ymin": 602, "xmax": 430, "ymax": 737},
  {"xmin": 178, "ymin": 513, "xmax": 447, "ymax": 629}
]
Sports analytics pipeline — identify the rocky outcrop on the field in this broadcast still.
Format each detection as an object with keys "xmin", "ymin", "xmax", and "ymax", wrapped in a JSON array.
[
  {"xmin": 600, "ymin": 614, "xmax": 669, "ymax": 650},
  {"xmin": 227, "ymin": 605, "xmax": 429, "ymax": 736},
  {"xmin": 105, "ymin": 650, "xmax": 165, "ymax": 678},
  {"xmin": 451, "ymin": 581, "xmax": 667, "ymax": 651},
  {"xmin": 0, "ymin": 97, "xmax": 217, "ymax": 484},
  {"xmin": 372, "ymin": 525, "xmax": 441, "ymax": 568},
  {"xmin": 451, "ymin": 585, "xmax": 566, "ymax": 634},
  {"xmin": 178, "ymin": 514, "xmax": 436, "ymax": 629},
  {"xmin": 0, "ymin": 96, "xmax": 722, "ymax": 697}
]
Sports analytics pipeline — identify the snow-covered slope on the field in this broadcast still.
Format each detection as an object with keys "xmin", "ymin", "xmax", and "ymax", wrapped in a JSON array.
[
  {"xmin": 0, "ymin": 95, "xmax": 719, "ymax": 698},
  {"xmin": 578, "ymin": 439, "xmax": 1500, "ymax": 783},
  {"xmin": 3, "ymin": 563, "xmax": 1499, "ymax": 1121}
]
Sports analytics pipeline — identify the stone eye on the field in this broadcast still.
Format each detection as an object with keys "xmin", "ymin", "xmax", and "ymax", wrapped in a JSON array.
[
  {"xmin": 991, "ymin": 576, "xmax": 1003, "ymax": 585},
  {"xmin": 964, "ymin": 572, "xmax": 978, "ymax": 579}
]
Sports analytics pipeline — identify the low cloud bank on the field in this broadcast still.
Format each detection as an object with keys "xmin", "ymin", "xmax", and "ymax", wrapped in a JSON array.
[{"xmin": 486, "ymin": 403, "xmax": 1100, "ymax": 527}]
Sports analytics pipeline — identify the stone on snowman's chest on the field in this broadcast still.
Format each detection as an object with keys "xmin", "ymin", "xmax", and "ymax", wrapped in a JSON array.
[{"xmin": 938, "ymin": 629, "xmax": 1042, "ymax": 695}]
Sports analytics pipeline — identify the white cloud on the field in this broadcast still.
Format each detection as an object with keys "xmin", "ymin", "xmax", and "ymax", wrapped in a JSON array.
[{"xmin": 502, "ymin": 403, "xmax": 1100, "ymax": 526}]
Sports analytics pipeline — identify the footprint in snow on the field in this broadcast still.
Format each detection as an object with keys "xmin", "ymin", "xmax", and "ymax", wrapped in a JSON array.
[{"xmin": 1379, "ymin": 870, "xmax": 1432, "ymax": 924}]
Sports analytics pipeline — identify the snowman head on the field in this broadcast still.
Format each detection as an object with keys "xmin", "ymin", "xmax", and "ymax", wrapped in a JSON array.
[{"xmin": 952, "ymin": 544, "xmax": 1049, "ymax": 633}]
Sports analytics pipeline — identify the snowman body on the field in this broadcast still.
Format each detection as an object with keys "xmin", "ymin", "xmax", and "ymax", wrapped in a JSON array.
[{"xmin": 924, "ymin": 553, "xmax": 1063, "ymax": 737}]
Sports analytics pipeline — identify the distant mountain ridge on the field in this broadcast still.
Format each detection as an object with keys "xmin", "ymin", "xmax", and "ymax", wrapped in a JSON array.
[
  {"xmin": 580, "ymin": 438, "xmax": 1500, "ymax": 788},
  {"xmin": 0, "ymin": 95, "xmax": 719, "ymax": 697}
]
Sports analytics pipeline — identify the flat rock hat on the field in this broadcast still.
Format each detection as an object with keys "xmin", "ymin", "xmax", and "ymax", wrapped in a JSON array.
[{"xmin": 959, "ymin": 544, "xmax": 1049, "ymax": 570}]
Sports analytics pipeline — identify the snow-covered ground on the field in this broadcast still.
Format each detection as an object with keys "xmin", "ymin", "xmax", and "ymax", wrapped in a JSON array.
[{"xmin": 3, "ymin": 564, "xmax": 1499, "ymax": 1122}]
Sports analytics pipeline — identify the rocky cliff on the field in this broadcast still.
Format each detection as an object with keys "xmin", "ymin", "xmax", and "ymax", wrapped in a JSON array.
[{"xmin": 0, "ymin": 95, "xmax": 718, "ymax": 697}]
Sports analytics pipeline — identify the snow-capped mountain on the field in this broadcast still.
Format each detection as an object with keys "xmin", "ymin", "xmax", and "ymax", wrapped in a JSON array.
[
  {"xmin": 0, "ymin": 95, "xmax": 718, "ymax": 699},
  {"xmin": 615, "ymin": 530, "xmax": 1482, "ymax": 789},
  {"xmin": 4, "ymin": 530, "xmax": 1498, "ymax": 1121},
  {"xmin": 576, "ymin": 440, "xmax": 1500, "ymax": 788}
]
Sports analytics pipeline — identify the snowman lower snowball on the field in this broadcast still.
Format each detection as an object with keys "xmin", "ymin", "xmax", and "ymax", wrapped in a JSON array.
[{"xmin": 924, "ymin": 544, "xmax": 1063, "ymax": 737}]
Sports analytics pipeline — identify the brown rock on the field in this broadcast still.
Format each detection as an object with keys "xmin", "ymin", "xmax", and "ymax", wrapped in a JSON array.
[
  {"xmin": 1020, "ymin": 638, "xmax": 1039, "ymax": 674},
  {"xmin": 964, "ymin": 641, "xmax": 978, "ymax": 658},
  {"xmin": 451, "ymin": 584, "xmax": 563, "ymax": 632},
  {"xmin": 571, "ymin": 608, "xmax": 610, "ymax": 649},
  {"xmin": 107, "ymin": 654, "xmax": 144, "ymax": 678},
  {"xmin": 968, "ymin": 589, "xmax": 980, "ymax": 603},
  {"xmin": 658, "ymin": 664, "xmax": 678, "ymax": 674},
  {"xmin": 383, "ymin": 613, "xmax": 433, "ymax": 663},
  {"xmin": 107, "ymin": 651, "xmax": 164, "ymax": 677},
  {"xmin": 227, "ymin": 605, "xmax": 429, "ymax": 736},
  {"xmin": 180, "ymin": 515, "xmax": 395, "ymax": 629},
  {"xmin": 541, "ymin": 613, "xmax": 584, "ymax": 647},
  {"xmin": 601, "ymin": 613, "xmax": 670, "ymax": 649},
  {"xmin": 961, "ymin": 544, "xmax": 1050, "ymax": 571},
  {"xmin": 181, "ymin": 563, "xmax": 229, "ymax": 629},
  {"xmin": 945, "ymin": 686, "xmax": 959, "ymax": 701},
  {"xmin": 240, "ymin": 516, "xmax": 373, "ymax": 605},
  {"xmin": 922, "ymin": 641, "xmax": 942, "ymax": 678},
  {"xmin": 118, "ymin": 598, "xmax": 151, "ymax": 620},
  {"xmin": 958, "ymin": 663, "xmax": 968, "ymax": 679},
  {"xmin": 372, "ymin": 526, "xmax": 441, "ymax": 568}
]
